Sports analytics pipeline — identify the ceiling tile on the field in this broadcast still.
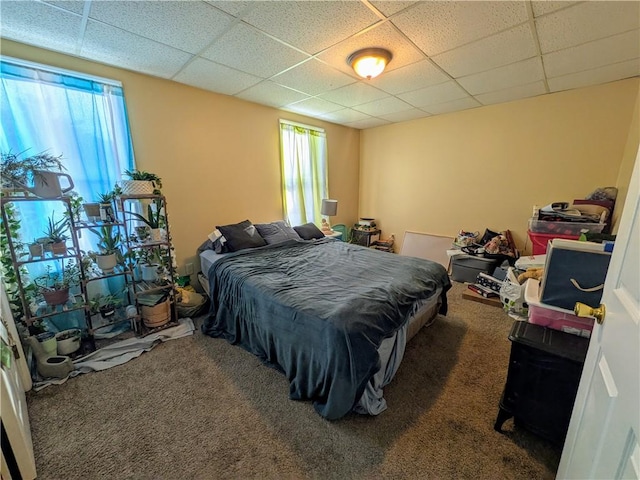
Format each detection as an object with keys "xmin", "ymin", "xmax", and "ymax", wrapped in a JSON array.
[
  {"xmin": 548, "ymin": 59, "xmax": 640, "ymax": 92},
  {"xmin": 271, "ymin": 59, "xmax": 356, "ymax": 96},
  {"xmin": 205, "ymin": 1, "xmax": 254, "ymax": 18},
  {"xmin": 536, "ymin": 1, "xmax": 640, "ymax": 53},
  {"xmin": 43, "ymin": 1, "xmax": 85, "ymax": 15},
  {"xmin": 423, "ymin": 97, "xmax": 481, "ymax": 115},
  {"xmin": 432, "ymin": 24, "xmax": 537, "ymax": 78},
  {"xmin": 379, "ymin": 108, "xmax": 431, "ymax": 123},
  {"xmin": 475, "ymin": 81, "xmax": 547, "ymax": 105},
  {"xmin": 544, "ymin": 29, "xmax": 640, "ymax": 79},
  {"xmin": 457, "ymin": 57, "xmax": 544, "ymax": 95},
  {"xmin": 202, "ymin": 23, "xmax": 310, "ymax": 78},
  {"xmin": 89, "ymin": 1, "xmax": 234, "ymax": 55},
  {"xmin": 283, "ymin": 97, "xmax": 344, "ymax": 117},
  {"xmin": 352, "ymin": 96, "xmax": 413, "ymax": 116},
  {"xmin": 241, "ymin": 1, "xmax": 379, "ymax": 55},
  {"xmin": 345, "ymin": 117, "xmax": 391, "ymax": 129},
  {"xmin": 319, "ymin": 108, "xmax": 371, "ymax": 124},
  {"xmin": 318, "ymin": 82, "xmax": 389, "ymax": 107},
  {"xmin": 317, "ymin": 22, "xmax": 424, "ymax": 77},
  {"xmin": 235, "ymin": 81, "xmax": 311, "ymax": 108},
  {"xmin": 398, "ymin": 81, "xmax": 468, "ymax": 108},
  {"xmin": 81, "ymin": 20, "xmax": 193, "ymax": 79},
  {"xmin": 369, "ymin": 1, "xmax": 418, "ymax": 18},
  {"xmin": 370, "ymin": 59, "xmax": 449, "ymax": 95},
  {"xmin": 173, "ymin": 57, "xmax": 262, "ymax": 95},
  {"xmin": 0, "ymin": 1, "xmax": 81, "ymax": 54},
  {"xmin": 531, "ymin": 1, "xmax": 578, "ymax": 18},
  {"xmin": 391, "ymin": 1, "xmax": 528, "ymax": 56}
]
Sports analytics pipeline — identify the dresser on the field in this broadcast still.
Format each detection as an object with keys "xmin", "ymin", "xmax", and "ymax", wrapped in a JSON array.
[{"xmin": 494, "ymin": 320, "xmax": 590, "ymax": 446}]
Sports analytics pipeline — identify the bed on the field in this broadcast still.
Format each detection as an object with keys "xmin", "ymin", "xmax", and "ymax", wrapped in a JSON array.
[{"xmin": 200, "ymin": 235, "xmax": 450, "ymax": 420}]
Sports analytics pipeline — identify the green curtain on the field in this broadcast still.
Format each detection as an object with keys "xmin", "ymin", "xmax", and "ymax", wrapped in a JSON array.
[{"xmin": 279, "ymin": 122, "xmax": 328, "ymax": 226}]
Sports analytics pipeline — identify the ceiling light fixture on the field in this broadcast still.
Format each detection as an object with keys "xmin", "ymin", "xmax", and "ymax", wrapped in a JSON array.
[{"xmin": 347, "ymin": 48, "xmax": 393, "ymax": 80}]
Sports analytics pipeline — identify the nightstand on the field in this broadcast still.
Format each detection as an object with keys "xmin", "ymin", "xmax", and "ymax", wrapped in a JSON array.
[{"xmin": 494, "ymin": 320, "xmax": 589, "ymax": 446}]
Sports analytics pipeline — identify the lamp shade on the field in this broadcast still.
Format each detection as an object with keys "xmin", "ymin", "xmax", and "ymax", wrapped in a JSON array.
[{"xmin": 321, "ymin": 199, "xmax": 338, "ymax": 216}]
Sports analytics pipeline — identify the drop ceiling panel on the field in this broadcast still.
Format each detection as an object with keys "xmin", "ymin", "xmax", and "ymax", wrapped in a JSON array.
[
  {"xmin": 345, "ymin": 117, "xmax": 390, "ymax": 129},
  {"xmin": 202, "ymin": 23, "xmax": 310, "ymax": 78},
  {"xmin": 369, "ymin": 1, "xmax": 419, "ymax": 17},
  {"xmin": 319, "ymin": 108, "xmax": 371, "ymax": 124},
  {"xmin": 205, "ymin": 0, "xmax": 253, "ymax": 18},
  {"xmin": 457, "ymin": 57, "xmax": 544, "ymax": 95},
  {"xmin": 284, "ymin": 97, "xmax": 345, "ymax": 117},
  {"xmin": 352, "ymin": 96, "xmax": 414, "ymax": 116},
  {"xmin": 173, "ymin": 57, "xmax": 262, "ymax": 95},
  {"xmin": 424, "ymin": 97, "xmax": 480, "ymax": 115},
  {"xmin": 88, "ymin": 1, "xmax": 234, "ymax": 55},
  {"xmin": 370, "ymin": 59, "xmax": 449, "ymax": 94},
  {"xmin": 236, "ymin": 81, "xmax": 311, "ymax": 108},
  {"xmin": 318, "ymin": 82, "xmax": 390, "ymax": 107},
  {"xmin": 543, "ymin": 29, "xmax": 640, "ymax": 79},
  {"xmin": 548, "ymin": 59, "xmax": 640, "ymax": 93},
  {"xmin": 241, "ymin": 1, "xmax": 380, "ymax": 54},
  {"xmin": 316, "ymin": 22, "xmax": 424, "ymax": 77},
  {"xmin": 42, "ymin": 1, "xmax": 86, "ymax": 15},
  {"xmin": 379, "ymin": 108, "xmax": 431, "ymax": 123},
  {"xmin": 536, "ymin": 1, "xmax": 640, "ymax": 53},
  {"xmin": 81, "ymin": 20, "xmax": 193, "ymax": 79},
  {"xmin": 271, "ymin": 59, "xmax": 356, "ymax": 96},
  {"xmin": 432, "ymin": 24, "xmax": 537, "ymax": 78},
  {"xmin": 391, "ymin": 1, "xmax": 528, "ymax": 56},
  {"xmin": 398, "ymin": 81, "xmax": 469, "ymax": 108},
  {"xmin": 475, "ymin": 81, "xmax": 547, "ymax": 105},
  {"xmin": 531, "ymin": 1, "xmax": 578, "ymax": 18},
  {"xmin": 0, "ymin": 1, "xmax": 81, "ymax": 54}
]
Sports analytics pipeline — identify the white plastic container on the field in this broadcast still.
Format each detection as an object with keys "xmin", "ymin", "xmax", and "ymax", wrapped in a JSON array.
[{"xmin": 524, "ymin": 279, "xmax": 593, "ymax": 338}]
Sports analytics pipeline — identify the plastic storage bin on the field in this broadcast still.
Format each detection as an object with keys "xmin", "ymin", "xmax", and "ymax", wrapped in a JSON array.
[
  {"xmin": 524, "ymin": 279, "xmax": 593, "ymax": 338},
  {"xmin": 528, "ymin": 218, "xmax": 605, "ymax": 236},
  {"xmin": 528, "ymin": 230, "xmax": 579, "ymax": 255},
  {"xmin": 450, "ymin": 254, "xmax": 500, "ymax": 283}
]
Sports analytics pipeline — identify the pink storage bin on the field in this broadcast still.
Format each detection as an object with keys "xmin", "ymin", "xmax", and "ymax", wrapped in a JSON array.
[
  {"xmin": 527, "ymin": 230, "xmax": 579, "ymax": 255},
  {"xmin": 524, "ymin": 279, "xmax": 594, "ymax": 338}
]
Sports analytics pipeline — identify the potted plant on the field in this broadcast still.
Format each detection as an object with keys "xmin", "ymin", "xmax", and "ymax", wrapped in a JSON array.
[
  {"xmin": 27, "ymin": 239, "xmax": 44, "ymax": 259},
  {"xmin": 55, "ymin": 328, "xmax": 81, "ymax": 355},
  {"xmin": 88, "ymin": 291, "xmax": 124, "ymax": 319},
  {"xmin": 126, "ymin": 197, "xmax": 165, "ymax": 242},
  {"xmin": 97, "ymin": 191, "xmax": 116, "ymax": 222},
  {"xmin": 64, "ymin": 191, "xmax": 84, "ymax": 223},
  {"xmin": 33, "ymin": 260, "xmax": 81, "ymax": 306},
  {"xmin": 87, "ymin": 224, "xmax": 123, "ymax": 273},
  {"xmin": 43, "ymin": 212, "xmax": 69, "ymax": 255},
  {"xmin": 139, "ymin": 247, "xmax": 162, "ymax": 282},
  {"xmin": 120, "ymin": 169, "xmax": 162, "ymax": 195},
  {"xmin": 0, "ymin": 150, "xmax": 66, "ymax": 194}
]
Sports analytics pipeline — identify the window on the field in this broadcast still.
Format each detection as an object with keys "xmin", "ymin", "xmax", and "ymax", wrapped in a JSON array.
[
  {"xmin": 0, "ymin": 57, "xmax": 135, "ymax": 249},
  {"xmin": 279, "ymin": 120, "xmax": 328, "ymax": 227}
]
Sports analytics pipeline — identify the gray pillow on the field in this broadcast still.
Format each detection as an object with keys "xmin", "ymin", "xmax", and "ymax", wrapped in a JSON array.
[
  {"xmin": 255, "ymin": 221, "xmax": 301, "ymax": 245},
  {"xmin": 216, "ymin": 220, "xmax": 267, "ymax": 252},
  {"xmin": 293, "ymin": 222, "xmax": 325, "ymax": 240}
]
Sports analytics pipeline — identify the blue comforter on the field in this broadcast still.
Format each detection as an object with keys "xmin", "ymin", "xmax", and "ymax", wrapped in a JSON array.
[{"xmin": 202, "ymin": 238, "xmax": 450, "ymax": 420}]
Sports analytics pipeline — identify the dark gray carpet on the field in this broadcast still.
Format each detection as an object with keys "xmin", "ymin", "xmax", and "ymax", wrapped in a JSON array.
[{"xmin": 26, "ymin": 282, "xmax": 561, "ymax": 479}]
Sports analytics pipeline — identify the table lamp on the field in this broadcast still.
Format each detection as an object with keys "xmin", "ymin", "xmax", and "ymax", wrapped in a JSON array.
[{"xmin": 321, "ymin": 199, "xmax": 338, "ymax": 233}]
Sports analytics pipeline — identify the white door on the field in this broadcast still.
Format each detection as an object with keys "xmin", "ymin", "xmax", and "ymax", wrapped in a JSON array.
[
  {"xmin": 557, "ymin": 149, "xmax": 640, "ymax": 479},
  {"xmin": 0, "ymin": 285, "xmax": 37, "ymax": 480}
]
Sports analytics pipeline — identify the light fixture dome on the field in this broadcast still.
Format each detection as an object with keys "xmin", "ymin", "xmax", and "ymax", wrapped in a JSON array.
[{"xmin": 347, "ymin": 48, "xmax": 393, "ymax": 80}]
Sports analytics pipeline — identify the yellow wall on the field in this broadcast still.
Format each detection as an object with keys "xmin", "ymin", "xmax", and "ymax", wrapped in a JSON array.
[
  {"xmin": 360, "ymin": 78, "xmax": 640, "ymax": 254},
  {"xmin": 1, "ymin": 40, "xmax": 361, "ymax": 274}
]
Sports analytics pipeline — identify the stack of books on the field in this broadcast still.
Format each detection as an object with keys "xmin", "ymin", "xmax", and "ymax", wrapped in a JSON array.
[{"xmin": 467, "ymin": 283, "xmax": 499, "ymax": 298}]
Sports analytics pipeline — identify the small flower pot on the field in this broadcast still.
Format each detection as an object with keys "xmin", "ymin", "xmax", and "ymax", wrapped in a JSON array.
[
  {"xmin": 99, "ymin": 305, "xmax": 116, "ymax": 318},
  {"xmin": 50, "ymin": 241, "xmax": 67, "ymax": 255},
  {"xmin": 96, "ymin": 252, "xmax": 118, "ymax": 274},
  {"xmin": 141, "ymin": 264, "xmax": 159, "ymax": 282},
  {"xmin": 83, "ymin": 202, "xmax": 101, "ymax": 222},
  {"xmin": 56, "ymin": 328, "xmax": 81, "ymax": 355},
  {"xmin": 28, "ymin": 242, "xmax": 44, "ymax": 259},
  {"xmin": 42, "ymin": 288, "xmax": 70, "ymax": 306},
  {"xmin": 36, "ymin": 332, "xmax": 57, "ymax": 356}
]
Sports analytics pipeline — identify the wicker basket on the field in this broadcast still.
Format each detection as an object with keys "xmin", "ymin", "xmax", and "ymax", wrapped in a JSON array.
[
  {"xmin": 141, "ymin": 299, "xmax": 170, "ymax": 328},
  {"xmin": 120, "ymin": 180, "xmax": 155, "ymax": 195}
]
